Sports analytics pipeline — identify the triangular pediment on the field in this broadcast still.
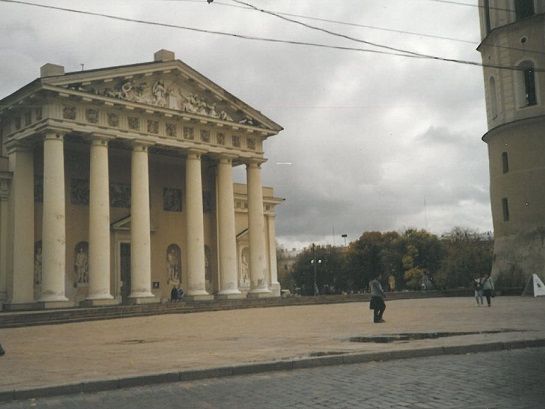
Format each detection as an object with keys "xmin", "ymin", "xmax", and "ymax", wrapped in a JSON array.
[{"xmin": 43, "ymin": 60, "xmax": 281, "ymax": 132}]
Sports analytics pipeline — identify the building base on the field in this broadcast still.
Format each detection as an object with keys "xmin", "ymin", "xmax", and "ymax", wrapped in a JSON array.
[
  {"xmin": 247, "ymin": 290, "xmax": 273, "ymax": 299},
  {"xmin": 270, "ymin": 283, "xmax": 281, "ymax": 297},
  {"xmin": 127, "ymin": 296, "xmax": 160, "ymax": 305},
  {"xmin": 216, "ymin": 292, "xmax": 245, "ymax": 300},
  {"xmin": 80, "ymin": 298, "xmax": 120, "ymax": 307},
  {"xmin": 2, "ymin": 302, "xmax": 41, "ymax": 311},
  {"xmin": 184, "ymin": 294, "xmax": 214, "ymax": 301},
  {"xmin": 38, "ymin": 300, "xmax": 76, "ymax": 310}
]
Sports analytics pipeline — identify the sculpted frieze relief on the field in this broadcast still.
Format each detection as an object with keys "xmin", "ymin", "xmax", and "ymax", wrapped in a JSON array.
[{"xmin": 65, "ymin": 76, "xmax": 264, "ymax": 127}]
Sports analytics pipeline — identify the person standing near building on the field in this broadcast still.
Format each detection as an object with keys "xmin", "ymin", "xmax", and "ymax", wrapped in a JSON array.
[
  {"xmin": 473, "ymin": 277, "xmax": 483, "ymax": 306},
  {"xmin": 481, "ymin": 273, "xmax": 495, "ymax": 307},
  {"xmin": 369, "ymin": 273, "xmax": 386, "ymax": 323}
]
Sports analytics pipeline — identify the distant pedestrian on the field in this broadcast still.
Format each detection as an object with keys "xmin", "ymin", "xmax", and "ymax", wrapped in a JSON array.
[
  {"xmin": 369, "ymin": 273, "xmax": 386, "ymax": 323},
  {"xmin": 0, "ymin": 343, "xmax": 4, "ymax": 356},
  {"xmin": 481, "ymin": 273, "xmax": 495, "ymax": 307},
  {"xmin": 473, "ymin": 277, "xmax": 483, "ymax": 305},
  {"xmin": 171, "ymin": 286, "xmax": 181, "ymax": 302},
  {"xmin": 176, "ymin": 286, "xmax": 184, "ymax": 300}
]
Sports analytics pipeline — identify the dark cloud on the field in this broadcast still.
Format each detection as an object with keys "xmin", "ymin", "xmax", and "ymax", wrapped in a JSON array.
[{"xmin": 0, "ymin": 0, "xmax": 492, "ymax": 248}]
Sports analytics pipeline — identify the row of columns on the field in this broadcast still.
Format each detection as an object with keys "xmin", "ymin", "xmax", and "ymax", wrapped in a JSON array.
[{"xmin": 9, "ymin": 130, "xmax": 273, "ymax": 307}]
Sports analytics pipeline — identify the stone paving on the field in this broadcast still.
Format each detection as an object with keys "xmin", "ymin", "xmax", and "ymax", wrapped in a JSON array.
[
  {"xmin": 2, "ymin": 347, "xmax": 544, "ymax": 408},
  {"xmin": 0, "ymin": 296, "xmax": 544, "ymax": 396}
]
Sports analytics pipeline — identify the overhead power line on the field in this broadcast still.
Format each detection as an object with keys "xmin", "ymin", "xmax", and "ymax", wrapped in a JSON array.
[
  {"xmin": 230, "ymin": 0, "xmax": 544, "ymax": 70},
  {"xmin": 418, "ymin": 0, "xmax": 515, "ymax": 13},
  {"xmin": 0, "ymin": 0, "xmax": 542, "ymax": 73},
  {"xmin": 218, "ymin": 0, "xmax": 543, "ymax": 56}
]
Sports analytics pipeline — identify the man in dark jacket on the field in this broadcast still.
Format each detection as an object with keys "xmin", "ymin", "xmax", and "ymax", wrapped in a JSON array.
[{"xmin": 369, "ymin": 273, "xmax": 386, "ymax": 323}]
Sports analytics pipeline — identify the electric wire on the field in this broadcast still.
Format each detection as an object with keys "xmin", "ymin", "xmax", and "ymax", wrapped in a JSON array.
[{"xmin": 0, "ymin": 0, "xmax": 542, "ymax": 73}]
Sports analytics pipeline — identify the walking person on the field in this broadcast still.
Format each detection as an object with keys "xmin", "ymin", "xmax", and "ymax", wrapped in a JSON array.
[
  {"xmin": 481, "ymin": 273, "xmax": 495, "ymax": 307},
  {"xmin": 369, "ymin": 273, "xmax": 386, "ymax": 323},
  {"xmin": 473, "ymin": 277, "xmax": 483, "ymax": 306}
]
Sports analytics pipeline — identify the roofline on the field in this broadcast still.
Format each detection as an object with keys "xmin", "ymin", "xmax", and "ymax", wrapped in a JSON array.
[{"xmin": 1, "ymin": 58, "xmax": 284, "ymax": 133}]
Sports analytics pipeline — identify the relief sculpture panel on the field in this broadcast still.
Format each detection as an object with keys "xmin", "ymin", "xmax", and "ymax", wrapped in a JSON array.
[{"xmin": 65, "ymin": 76, "xmax": 263, "ymax": 128}]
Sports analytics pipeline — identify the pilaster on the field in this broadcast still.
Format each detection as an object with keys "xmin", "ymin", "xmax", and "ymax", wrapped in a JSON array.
[
  {"xmin": 0, "ymin": 174, "xmax": 9, "ymax": 306},
  {"xmin": 267, "ymin": 213, "xmax": 281, "ymax": 297}
]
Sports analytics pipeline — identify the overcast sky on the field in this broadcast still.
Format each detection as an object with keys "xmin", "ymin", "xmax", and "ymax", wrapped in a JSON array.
[{"xmin": 0, "ymin": 0, "xmax": 492, "ymax": 248}]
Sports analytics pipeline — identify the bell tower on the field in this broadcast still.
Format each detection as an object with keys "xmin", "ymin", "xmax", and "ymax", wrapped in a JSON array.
[{"xmin": 478, "ymin": 0, "xmax": 545, "ymax": 285}]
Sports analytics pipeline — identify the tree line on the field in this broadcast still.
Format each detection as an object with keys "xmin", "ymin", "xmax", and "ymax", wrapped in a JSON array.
[{"xmin": 281, "ymin": 227, "xmax": 493, "ymax": 295}]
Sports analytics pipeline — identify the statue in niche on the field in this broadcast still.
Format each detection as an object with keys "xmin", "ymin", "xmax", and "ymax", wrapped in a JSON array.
[
  {"xmin": 34, "ymin": 241, "xmax": 42, "ymax": 285},
  {"xmin": 166, "ymin": 244, "xmax": 181, "ymax": 283},
  {"xmin": 240, "ymin": 247, "xmax": 250, "ymax": 288},
  {"xmin": 74, "ymin": 242, "xmax": 89, "ymax": 285}
]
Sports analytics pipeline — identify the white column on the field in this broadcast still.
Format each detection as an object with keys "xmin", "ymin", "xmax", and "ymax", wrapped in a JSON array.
[
  {"xmin": 247, "ymin": 160, "xmax": 271, "ymax": 297},
  {"xmin": 0, "ymin": 175, "xmax": 10, "ymax": 303},
  {"xmin": 130, "ymin": 141, "xmax": 155, "ymax": 301},
  {"xmin": 217, "ymin": 156, "xmax": 242, "ymax": 298},
  {"xmin": 9, "ymin": 147, "xmax": 35, "ymax": 305},
  {"xmin": 185, "ymin": 149, "xmax": 211, "ymax": 299},
  {"xmin": 86, "ymin": 136, "xmax": 115, "ymax": 304},
  {"xmin": 267, "ymin": 213, "xmax": 281, "ymax": 297},
  {"xmin": 40, "ymin": 132, "xmax": 68, "ymax": 303}
]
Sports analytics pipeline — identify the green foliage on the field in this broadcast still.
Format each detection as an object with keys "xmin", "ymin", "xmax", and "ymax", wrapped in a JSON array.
[
  {"xmin": 287, "ymin": 227, "xmax": 493, "ymax": 294},
  {"xmin": 437, "ymin": 227, "xmax": 493, "ymax": 289}
]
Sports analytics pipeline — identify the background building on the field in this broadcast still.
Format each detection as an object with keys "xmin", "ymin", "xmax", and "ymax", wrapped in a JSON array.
[
  {"xmin": 0, "ymin": 50, "xmax": 283, "ymax": 309},
  {"xmin": 478, "ymin": 1, "xmax": 544, "ymax": 285}
]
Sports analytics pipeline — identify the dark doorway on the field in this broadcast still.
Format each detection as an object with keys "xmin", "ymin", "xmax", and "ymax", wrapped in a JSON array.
[{"xmin": 120, "ymin": 243, "xmax": 131, "ymax": 303}]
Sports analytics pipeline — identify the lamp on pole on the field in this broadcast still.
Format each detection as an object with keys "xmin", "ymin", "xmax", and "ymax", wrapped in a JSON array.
[
  {"xmin": 341, "ymin": 234, "xmax": 348, "ymax": 246},
  {"xmin": 311, "ymin": 243, "xmax": 322, "ymax": 296}
]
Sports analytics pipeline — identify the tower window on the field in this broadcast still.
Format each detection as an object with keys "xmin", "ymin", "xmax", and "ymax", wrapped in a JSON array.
[
  {"xmin": 515, "ymin": 0, "xmax": 535, "ymax": 20},
  {"xmin": 489, "ymin": 76, "xmax": 498, "ymax": 118},
  {"xmin": 502, "ymin": 152, "xmax": 509, "ymax": 173},
  {"xmin": 523, "ymin": 66, "xmax": 537, "ymax": 106},
  {"xmin": 502, "ymin": 198, "xmax": 510, "ymax": 222}
]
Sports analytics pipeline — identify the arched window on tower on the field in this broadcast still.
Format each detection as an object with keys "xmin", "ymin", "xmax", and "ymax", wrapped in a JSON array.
[
  {"xmin": 489, "ymin": 76, "xmax": 498, "ymax": 119},
  {"xmin": 514, "ymin": 0, "xmax": 535, "ymax": 20},
  {"xmin": 517, "ymin": 61, "xmax": 537, "ymax": 107}
]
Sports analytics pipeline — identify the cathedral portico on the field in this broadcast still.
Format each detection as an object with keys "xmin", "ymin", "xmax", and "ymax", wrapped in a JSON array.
[{"xmin": 0, "ymin": 50, "xmax": 284, "ymax": 310}]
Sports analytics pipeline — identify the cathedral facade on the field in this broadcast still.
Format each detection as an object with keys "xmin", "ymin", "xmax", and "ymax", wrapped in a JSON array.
[
  {"xmin": 478, "ymin": 1, "xmax": 544, "ymax": 284},
  {"xmin": 0, "ymin": 50, "xmax": 283, "ymax": 309}
]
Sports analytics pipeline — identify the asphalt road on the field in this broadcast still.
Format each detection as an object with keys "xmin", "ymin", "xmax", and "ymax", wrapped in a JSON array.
[{"xmin": 2, "ymin": 347, "xmax": 544, "ymax": 409}]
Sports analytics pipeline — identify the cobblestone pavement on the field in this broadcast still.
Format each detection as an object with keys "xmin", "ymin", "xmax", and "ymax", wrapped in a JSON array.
[{"xmin": 2, "ymin": 347, "xmax": 544, "ymax": 409}]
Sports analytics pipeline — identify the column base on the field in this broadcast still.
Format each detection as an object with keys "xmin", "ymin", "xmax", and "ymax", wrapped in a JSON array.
[
  {"xmin": 127, "ymin": 295, "xmax": 160, "ymax": 305},
  {"xmin": 247, "ymin": 290, "xmax": 273, "ymax": 299},
  {"xmin": 38, "ymin": 300, "xmax": 76, "ymax": 309},
  {"xmin": 80, "ymin": 298, "xmax": 120, "ymax": 307},
  {"xmin": 270, "ymin": 283, "xmax": 281, "ymax": 297},
  {"xmin": 3, "ymin": 302, "xmax": 41, "ymax": 311},
  {"xmin": 216, "ymin": 292, "xmax": 245, "ymax": 300}
]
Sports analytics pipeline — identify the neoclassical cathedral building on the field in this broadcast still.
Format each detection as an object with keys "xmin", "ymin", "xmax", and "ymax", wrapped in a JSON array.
[
  {"xmin": 0, "ymin": 50, "xmax": 283, "ymax": 310},
  {"xmin": 478, "ymin": 1, "xmax": 544, "ymax": 284}
]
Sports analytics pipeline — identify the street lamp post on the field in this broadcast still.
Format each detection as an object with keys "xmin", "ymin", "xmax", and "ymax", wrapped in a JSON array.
[
  {"xmin": 341, "ymin": 234, "xmax": 348, "ymax": 246},
  {"xmin": 311, "ymin": 243, "xmax": 322, "ymax": 296}
]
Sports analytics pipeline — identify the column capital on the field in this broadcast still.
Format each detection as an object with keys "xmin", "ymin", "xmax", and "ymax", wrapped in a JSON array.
[
  {"xmin": 215, "ymin": 153, "xmax": 238, "ymax": 165},
  {"xmin": 131, "ymin": 139, "xmax": 154, "ymax": 152},
  {"xmin": 37, "ymin": 126, "xmax": 69, "ymax": 141},
  {"xmin": 245, "ymin": 157, "xmax": 267, "ymax": 169},
  {"xmin": 186, "ymin": 148, "xmax": 207, "ymax": 160},
  {"xmin": 87, "ymin": 132, "xmax": 114, "ymax": 146}
]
